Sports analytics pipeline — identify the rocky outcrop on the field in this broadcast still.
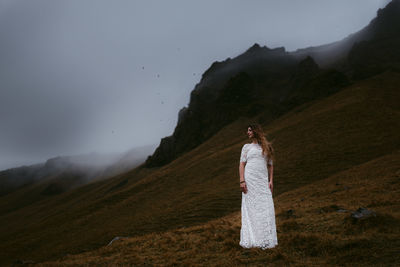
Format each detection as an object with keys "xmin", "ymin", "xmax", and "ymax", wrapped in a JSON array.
[
  {"xmin": 145, "ymin": 49, "xmax": 351, "ymax": 168},
  {"xmin": 145, "ymin": 44, "xmax": 300, "ymax": 167},
  {"xmin": 282, "ymin": 56, "xmax": 350, "ymax": 106}
]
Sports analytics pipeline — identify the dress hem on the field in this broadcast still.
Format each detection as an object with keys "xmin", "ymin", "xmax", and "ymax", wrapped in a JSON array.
[{"xmin": 239, "ymin": 242, "xmax": 278, "ymax": 250}]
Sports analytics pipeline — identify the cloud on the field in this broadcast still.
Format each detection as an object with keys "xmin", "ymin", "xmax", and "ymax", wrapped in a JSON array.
[{"xmin": 0, "ymin": 0, "xmax": 390, "ymax": 170}]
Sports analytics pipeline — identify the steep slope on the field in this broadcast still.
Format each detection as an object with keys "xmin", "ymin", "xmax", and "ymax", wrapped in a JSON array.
[
  {"xmin": 1, "ymin": 71, "xmax": 399, "ymax": 265},
  {"xmin": 38, "ymin": 149, "xmax": 400, "ymax": 266}
]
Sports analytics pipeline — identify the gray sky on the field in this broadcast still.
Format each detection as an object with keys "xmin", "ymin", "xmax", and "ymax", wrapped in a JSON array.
[{"xmin": 0, "ymin": 0, "xmax": 390, "ymax": 171}]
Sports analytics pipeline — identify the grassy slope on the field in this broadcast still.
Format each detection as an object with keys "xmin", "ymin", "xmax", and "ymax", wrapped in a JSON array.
[
  {"xmin": 1, "ymin": 71, "xmax": 399, "ymax": 265},
  {"xmin": 38, "ymin": 149, "xmax": 400, "ymax": 266}
]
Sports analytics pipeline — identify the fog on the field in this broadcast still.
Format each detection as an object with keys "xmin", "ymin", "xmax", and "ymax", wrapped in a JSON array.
[{"xmin": 0, "ymin": 0, "xmax": 390, "ymax": 171}]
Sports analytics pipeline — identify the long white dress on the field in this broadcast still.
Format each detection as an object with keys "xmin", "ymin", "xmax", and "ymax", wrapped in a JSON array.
[{"xmin": 239, "ymin": 143, "xmax": 278, "ymax": 249}]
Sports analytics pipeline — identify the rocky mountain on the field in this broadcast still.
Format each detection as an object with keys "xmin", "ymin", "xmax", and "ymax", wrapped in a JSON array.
[
  {"xmin": 144, "ymin": 47, "xmax": 349, "ymax": 167},
  {"xmin": 144, "ymin": 45, "xmax": 301, "ymax": 167},
  {"xmin": 145, "ymin": 0, "xmax": 400, "ymax": 168}
]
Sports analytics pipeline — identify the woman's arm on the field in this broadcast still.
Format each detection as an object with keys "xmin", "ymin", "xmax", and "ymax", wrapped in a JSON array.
[
  {"xmin": 267, "ymin": 162, "xmax": 274, "ymax": 193},
  {"xmin": 239, "ymin": 162, "xmax": 246, "ymax": 183},
  {"xmin": 268, "ymin": 164, "xmax": 273, "ymax": 183},
  {"xmin": 239, "ymin": 162, "xmax": 247, "ymax": 193}
]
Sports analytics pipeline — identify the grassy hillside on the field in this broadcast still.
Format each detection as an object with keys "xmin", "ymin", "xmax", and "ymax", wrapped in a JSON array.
[
  {"xmin": 1, "ymin": 71, "xmax": 399, "ymax": 265},
  {"xmin": 38, "ymin": 149, "xmax": 400, "ymax": 266}
]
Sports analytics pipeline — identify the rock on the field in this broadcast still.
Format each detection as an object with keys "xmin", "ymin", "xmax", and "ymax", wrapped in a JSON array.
[
  {"xmin": 286, "ymin": 209, "xmax": 295, "ymax": 217},
  {"xmin": 277, "ymin": 209, "xmax": 297, "ymax": 219},
  {"xmin": 336, "ymin": 209, "xmax": 348, "ymax": 213},
  {"xmin": 107, "ymin": 236, "xmax": 130, "ymax": 246},
  {"xmin": 351, "ymin": 207, "xmax": 376, "ymax": 220}
]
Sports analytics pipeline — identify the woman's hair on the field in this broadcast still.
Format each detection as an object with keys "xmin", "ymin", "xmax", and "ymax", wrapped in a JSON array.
[{"xmin": 247, "ymin": 123, "xmax": 274, "ymax": 161}]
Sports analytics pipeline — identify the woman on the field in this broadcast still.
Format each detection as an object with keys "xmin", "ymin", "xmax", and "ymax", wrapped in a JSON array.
[{"xmin": 239, "ymin": 123, "xmax": 278, "ymax": 249}]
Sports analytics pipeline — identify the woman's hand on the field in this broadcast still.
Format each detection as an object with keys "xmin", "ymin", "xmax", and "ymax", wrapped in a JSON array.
[
  {"xmin": 240, "ymin": 181, "xmax": 248, "ymax": 194},
  {"xmin": 269, "ymin": 181, "xmax": 273, "ymax": 194}
]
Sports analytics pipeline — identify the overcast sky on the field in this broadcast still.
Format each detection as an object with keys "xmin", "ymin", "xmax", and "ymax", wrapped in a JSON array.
[{"xmin": 0, "ymin": 0, "xmax": 391, "ymax": 171}]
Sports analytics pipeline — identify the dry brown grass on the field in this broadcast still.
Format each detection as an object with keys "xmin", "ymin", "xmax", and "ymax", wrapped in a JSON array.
[{"xmin": 38, "ymin": 149, "xmax": 400, "ymax": 266}]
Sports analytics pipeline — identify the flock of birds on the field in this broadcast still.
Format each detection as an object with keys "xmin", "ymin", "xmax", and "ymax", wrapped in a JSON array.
[{"xmin": 110, "ymin": 53, "xmax": 199, "ymax": 134}]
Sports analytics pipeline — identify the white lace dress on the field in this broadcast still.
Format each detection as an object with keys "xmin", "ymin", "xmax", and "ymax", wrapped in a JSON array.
[{"xmin": 239, "ymin": 143, "xmax": 278, "ymax": 249}]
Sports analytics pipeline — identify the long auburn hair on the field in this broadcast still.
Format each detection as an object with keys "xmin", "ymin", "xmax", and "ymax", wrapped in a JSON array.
[{"xmin": 247, "ymin": 123, "xmax": 274, "ymax": 161}]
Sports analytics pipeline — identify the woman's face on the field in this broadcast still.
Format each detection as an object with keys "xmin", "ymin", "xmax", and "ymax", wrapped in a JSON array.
[{"xmin": 247, "ymin": 127, "xmax": 254, "ymax": 138}]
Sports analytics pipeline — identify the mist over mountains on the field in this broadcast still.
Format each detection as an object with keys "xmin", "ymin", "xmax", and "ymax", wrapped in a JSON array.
[
  {"xmin": 145, "ymin": 0, "xmax": 400, "ymax": 168},
  {"xmin": 0, "ymin": 144, "xmax": 155, "ymax": 196}
]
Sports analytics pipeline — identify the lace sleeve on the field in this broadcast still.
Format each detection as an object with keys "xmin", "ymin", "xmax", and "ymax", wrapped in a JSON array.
[
  {"xmin": 267, "ymin": 158, "xmax": 273, "ymax": 166},
  {"xmin": 240, "ymin": 144, "xmax": 249, "ymax": 163}
]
